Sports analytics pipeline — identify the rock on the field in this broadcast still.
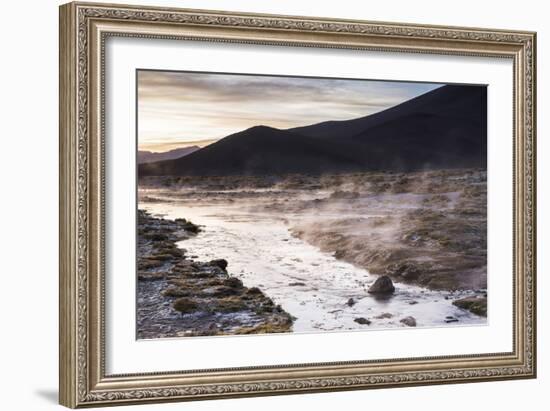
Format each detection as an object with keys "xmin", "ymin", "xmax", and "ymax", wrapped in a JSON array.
[
  {"xmin": 389, "ymin": 262, "xmax": 420, "ymax": 280},
  {"xmin": 245, "ymin": 287, "xmax": 264, "ymax": 296},
  {"xmin": 180, "ymin": 220, "xmax": 201, "ymax": 233},
  {"xmin": 445, "ymin": 316, "xmax": 459, "ymax": 323},
  {"xmin": 204, "ymin": 285, "xmax": 242, "ymax": 297},
  {"xmin": 138, "ymin": 271, "xmax": 166, "ymax": 281},
  {"xmin": 173, "ymin": 298, "xmax": 198, "ymax": 315},
  {"xmin": 190, "ymin": 271, "xmax": 217, "ymax": 279},
  {"xmin": 400, "ymin": 316, "xmax": 417, "ymax": 327},
  {"xmin": 143, "ymin": 232, "xmax": 169, "ymax": 241},
  {"xmin": 209, "ymin": 259, "xmax": 228, "ymax": 270},
  {"xmin": 347, "ymin": 298, "xmax": 356, "ymax": 307},
  {"xmin": 211, "ymin": 296, "xmax": 248, "ymax": 313},
  {"xmin": 354, "ymin": 317, "xmax": 371, "ymax": 325},
  {"xmin": 374, "ymin": 312, "xmax": 393, "ymax": 319},
  {"xmin": 147, "ymin": 253, "xmax": 174, "ymax": 261},
  {"xmin": 453, "ymin": 296, "xmax": 487, "ymax": 316},
  {"xmin": 162, "ymin": 286, "xmax": 188, "ymax": 297},
  {"xmin": 289, "ymin": 282, "xmax": 306, "ymax": 287},
  {"xmin": 138, "ymin": 258, "xmax": 165, "ymax": 270},
  {"xmin": 408, "ymin": 300, "xmax": 418, "ymax": 305},
  {"xmin": 246, "ymin": 287, "xmax": 263, "ymax": 295},
  {"xmin": 224, "ymin": 277, "xmax": 243, "ymax": 289},
  {"xmin": 368, "ymin": 275, "xmax": 395, "ymax": 294}
]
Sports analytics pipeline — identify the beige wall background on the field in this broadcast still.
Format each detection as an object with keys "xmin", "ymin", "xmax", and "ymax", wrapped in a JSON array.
[{"xmin": 0, "ymin": 0, "xmax": 546, "ymax": 409}]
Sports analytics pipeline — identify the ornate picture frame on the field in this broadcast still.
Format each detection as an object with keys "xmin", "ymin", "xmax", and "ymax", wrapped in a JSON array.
[{"xmin": 59, "ymin": 1, "xmax": 536, "ymax": 408}]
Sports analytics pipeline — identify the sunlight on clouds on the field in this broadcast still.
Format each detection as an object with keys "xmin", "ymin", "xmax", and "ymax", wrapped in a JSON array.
[{"xmin": 137, "ymin": 70, "xmax": 441, "ymax": 151}]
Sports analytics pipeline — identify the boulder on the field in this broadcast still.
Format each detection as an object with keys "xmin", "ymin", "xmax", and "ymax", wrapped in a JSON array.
[{"xmin": 368, "ymin": 275, "xmax": 395, "ymax": 294}]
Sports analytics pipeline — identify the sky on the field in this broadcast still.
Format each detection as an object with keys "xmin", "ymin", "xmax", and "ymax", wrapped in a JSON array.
[{"xmin": 137, "ymin": 70, "xmax": 442, "ymax": 152}]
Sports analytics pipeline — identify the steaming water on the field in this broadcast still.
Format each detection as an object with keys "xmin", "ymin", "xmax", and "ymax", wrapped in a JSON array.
[{"xmin": 142, "ymin": 201, "xmax": 485, "ymax": 332}]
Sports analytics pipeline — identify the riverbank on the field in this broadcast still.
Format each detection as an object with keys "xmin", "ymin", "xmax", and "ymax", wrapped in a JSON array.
[{"xmin": 137, "ymin": 210, "xmax": 293, "ymax": 339}]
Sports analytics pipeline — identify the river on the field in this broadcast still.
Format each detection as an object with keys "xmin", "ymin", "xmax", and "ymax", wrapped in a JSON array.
[{"xmin": 141, "ymin": 199, "xmax": 485, "ymax": 333}]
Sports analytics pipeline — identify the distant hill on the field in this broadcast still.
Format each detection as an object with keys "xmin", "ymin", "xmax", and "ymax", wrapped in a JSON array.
[
  {"xmin": 139, "ymin": 84, "xmax": 486, "ymax": 176},
  {"xmin": 137, "ymin": 146, "xmax": 200, "ymax": 164},
  {"xmin": 139, "ymin": 126, "xmax": 363, "ymax": 176}
]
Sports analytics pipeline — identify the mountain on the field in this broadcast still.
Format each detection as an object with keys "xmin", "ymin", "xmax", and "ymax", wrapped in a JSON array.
[
  {"xmin": 139, "ymin": 84, "xmax": 486, "ymax": 176},
  {"xmin": 139, "ymin": 126, "xmax": 364, "ymax": 176},
  {"xmin": 289, "ymin": 84, "xmax": 487, "ymax": 170},
  {"xmin": 137, "ymin": 146, "xmax": 200, "ymax": 164},
  {"xmin": 289, "ymin": 84, "xmax": 485, "ymax": 140}
]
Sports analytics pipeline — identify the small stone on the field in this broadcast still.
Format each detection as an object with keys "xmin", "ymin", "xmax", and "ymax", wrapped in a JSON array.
[
  {"xmin": 408, "ymin": 300, "xmax": 418, "ymax": 305},
  {"xmin": 445, "ymin": 316, "xmax": 459, "ymax": 323},
  {"xmin": 374, "ymin": 312, "xmax": 393, "ymax": 319},
  {"xmin": 400, "ymin": 316, "xmax": 417, "ymax": 327},
  {"xmin": 354, "ymin": 317, "xmax": 371, "ymax": 325},
  {"xmin": 347, "ymin": 298, "xmax": 356, "ymax": 307}
]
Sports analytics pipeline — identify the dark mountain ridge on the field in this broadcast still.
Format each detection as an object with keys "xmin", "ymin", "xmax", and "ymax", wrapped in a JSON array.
[
  {"xmin": 139, "ymin": 126, "xmax": 365, "ymax": 176},
  {"xmin": 139, "ymin": 84, "xmax": 486, "ymax": 177}
]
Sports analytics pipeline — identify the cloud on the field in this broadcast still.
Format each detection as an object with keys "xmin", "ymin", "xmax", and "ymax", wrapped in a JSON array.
[{"xmin": 137, "ymin": 70, "xmax": 442, "ymax": 149}]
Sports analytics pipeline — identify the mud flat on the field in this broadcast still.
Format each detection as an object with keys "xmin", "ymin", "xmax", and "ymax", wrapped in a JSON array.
[{"xmin": 137, "ymin": 210, "xmax": 293, "ymax": 339}]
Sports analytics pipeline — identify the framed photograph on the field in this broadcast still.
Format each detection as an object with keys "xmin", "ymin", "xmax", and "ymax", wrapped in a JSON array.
[{"xmin": 59, "ymin": 2, "xmax": 537, "ymax": 408}]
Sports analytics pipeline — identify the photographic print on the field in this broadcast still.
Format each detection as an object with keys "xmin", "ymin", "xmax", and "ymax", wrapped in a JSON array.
[
  {"xmin": 136, "ymin": 70, "xmax": 488, "ymax": 339},
  {"xmin": 60, "ymin": 4, "xmax": 536, "ymax": 405}
]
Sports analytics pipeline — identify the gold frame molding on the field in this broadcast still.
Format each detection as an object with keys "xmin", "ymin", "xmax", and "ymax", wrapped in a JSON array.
[{"xmin": 59, "ymin": 1, "xmax": 537, "ymax": 408}]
